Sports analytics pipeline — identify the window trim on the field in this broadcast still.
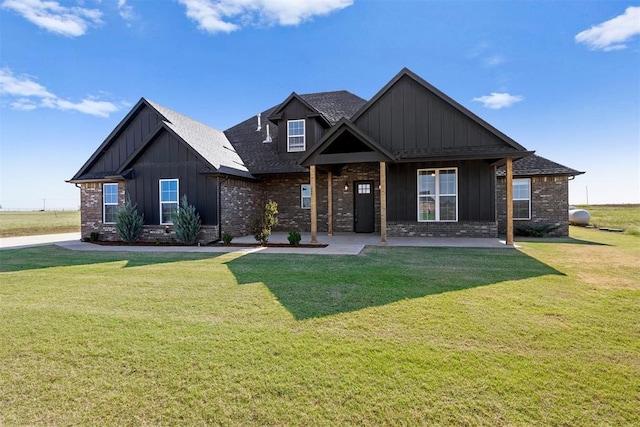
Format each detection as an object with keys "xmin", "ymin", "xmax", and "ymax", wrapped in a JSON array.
[
  {"xmin": 513, "ymin": 177, "xmax": 531, "ymax": 220},
  {"xmin": 103, "ymin": 183, "xmax": 118, "ymax": 224},
  {"xmin": 417, "ymin": 168, "xmax": 458, "ymax": 222},
  {"xmin": 287, "ymin": 119, "xmax": 306, "ymax": 152},
  {"xmin": 159, "ymin": 179, "xmax": 179, "ymax": 225},
  {"xmin": 301, "ymin": 184, "xmax": 311, "ymax": 209}
]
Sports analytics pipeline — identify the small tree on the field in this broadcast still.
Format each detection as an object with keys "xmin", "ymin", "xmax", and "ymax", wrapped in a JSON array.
[
  {"xmin": 174, "ymin": 195, "xmax": 202, "ymax": 245},
  {"xmin": 252, "ymin": 199, "xmax": 278, "ymax": 245},
  {"xmin": 116, "ymin": 196, "xmax": 144, "ymax": 244}
]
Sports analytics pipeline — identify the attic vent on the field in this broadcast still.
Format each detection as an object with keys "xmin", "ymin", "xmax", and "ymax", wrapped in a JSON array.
[
  {"xmin": 256, "ymin": 113, "xmax": 261, "ymax": 131},
  {"xmin": 263, "ymin": 123, "xmax": 272, "ymax": 144}
]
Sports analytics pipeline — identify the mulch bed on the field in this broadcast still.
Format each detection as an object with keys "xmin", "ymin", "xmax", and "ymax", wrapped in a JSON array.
[{"xmin": 88, "ymin": 240, "xmax": 327, "ymax": 248}]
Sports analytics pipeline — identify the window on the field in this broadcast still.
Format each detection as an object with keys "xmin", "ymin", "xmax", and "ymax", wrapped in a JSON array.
[
  {"xmin": 301, "ymin": 184, "xmax": 311, "ymax": 209},
  {"xmin": 357, "ymin": 183, "xmax": 371, "ymax": 194},
  {"xmin": 103, "ymin": 183, "xmax": 118, "ymax": 224},
  {"xmin": 513, "ymin": 178, "xmax": 531, "ymax": 220},
  {"xmin": 287, "ymin": 119, "xmax": 305, "ymax": 152},
  {"xmin": 417, "ymin": 168, "xmax": 457, "ymax": 221},
  {"xmin": 159, "ymin": 179, "xmax": 179, "ymax": 224}
]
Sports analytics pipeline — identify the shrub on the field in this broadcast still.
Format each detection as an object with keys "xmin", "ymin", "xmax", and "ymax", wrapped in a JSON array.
[
  {"xmin": 116, "ymin": 196, "xmax": 144, "ymax": 244},
  {"xmin": 89, "ymin": 231, "xmax": 100, "ymax": 242},
  {"xmin": 288, "ymin": 231, "xmax": 301, "ymax": 246},
  {"xmin": 252, "ymin": 199, "xmax": 278, "ymax": 245},
  {"xmin": 222, "ymin": 232, "xmax": 233, "ymax": 244},
  {"xmin": 515, "ymin": 223, "xmax": 560, "ymax": 237},
  {"xmin": 174, "ymin": 196, "xmax": 201, "ymax": 245}
]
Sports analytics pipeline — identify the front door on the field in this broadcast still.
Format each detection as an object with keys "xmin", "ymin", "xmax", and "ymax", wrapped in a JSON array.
[{"xmin": 354, "ymin": 180, "xmax": 375, "ymax": 233}]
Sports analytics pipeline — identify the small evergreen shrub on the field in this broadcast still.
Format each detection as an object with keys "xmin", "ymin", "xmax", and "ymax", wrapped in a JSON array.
[
  {"xmin": 252, "ymin": 199, "xmax": 278, "ymax": 245},
  {"xmin": 89, "ymin": 231, "xmax": 100, "ymax": 242},
  {"xmin": 222, "ymin": 232, "xmax": 233, "ymax": 244},
  {"xmin": 174, "ymin": 196, "xmax": 201, "ymax": 245},
  {"xmin": 116, "ymin": 196, "xmax": 144, "ymax": 244},
  {"xmin": 515, "ymin": 223, "xmax": 560, "ymax": 237},
  {"xmin": 287, "ymin": 231, "xmax": 301, "ymax": 246}
]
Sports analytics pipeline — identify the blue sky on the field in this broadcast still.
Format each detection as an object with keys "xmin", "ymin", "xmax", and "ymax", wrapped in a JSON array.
[{"xmin": 1, "ymin": 0, "xmax": 638, "ymax": 210}]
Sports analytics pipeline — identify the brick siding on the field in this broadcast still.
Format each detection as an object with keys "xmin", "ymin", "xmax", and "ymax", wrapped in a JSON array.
[
  {"xmin": 388, "ymin": 221, "xmax": 497, "ymax": 237},
  {"xmin": 496, "ymin": 175, "xmax": 569, "ymax": 237},
  {"xmin": 220, "ymin": 178, "xmax": 265, "ymax": 238}
]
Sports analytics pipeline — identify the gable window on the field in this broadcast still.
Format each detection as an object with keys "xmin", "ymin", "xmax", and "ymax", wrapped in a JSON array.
[
  {"xmin": 160, "ymin": 179, "xmax": 179, "ymax": 224},
  {"xmin": 301, "ymin": 184, "xmax": 311, "ymax": 209},
  {"xmin": 417, "ymin": 168, "xmax": 457, "ymax": 222},
  {"xmin": 287, "ymin": 119, "xmax": 305, "ymax": 152},
  {"xmin": 513, "ymin": 178, "xmax": 531, "ymax": 220},
  {"xmin": 103, "ymin": 183, "xmax": 118, "ymax": 224}
]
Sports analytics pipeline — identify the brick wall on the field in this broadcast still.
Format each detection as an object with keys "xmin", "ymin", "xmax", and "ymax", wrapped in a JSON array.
[
  {"xmin": 331, "ymin": 163, "xmax": 381, "ymax": 233},
  {"xmin": 220, "ymin": 177, "xmax": 265, "ymax": 238},
  {"xmin": 388, "ymin": 221, "xmax": 497, "ymax": 237},
  {"xmin": 496, "ymin": 175, "xmax": 569, "ymax": 237}
]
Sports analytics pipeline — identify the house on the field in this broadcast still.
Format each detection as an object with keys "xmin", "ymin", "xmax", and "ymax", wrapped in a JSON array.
[{"xmin": 68, "ymin": 68, "xmax": 583, "ymax": 243}]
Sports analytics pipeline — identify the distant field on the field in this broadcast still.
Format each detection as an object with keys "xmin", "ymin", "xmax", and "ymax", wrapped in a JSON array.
[
  {"xmin": 0, "ymin": 211, "xmax": 80, "ymax": 237},
  {"xmin": 576, "ymin": 204, "xmax": 640, "ymax": 236}
]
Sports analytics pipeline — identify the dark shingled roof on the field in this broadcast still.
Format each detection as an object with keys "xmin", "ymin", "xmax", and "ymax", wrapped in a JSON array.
[
  {"xmin": 497, "ymin": 154, "xmax": 584, "ymax": 177},
  {"xmin": 224, "ymin": 91, "xmax": 366, "ymax": 175}
]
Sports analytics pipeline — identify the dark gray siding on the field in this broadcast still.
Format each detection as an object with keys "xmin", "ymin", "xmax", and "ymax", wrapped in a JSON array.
[
  {"xmin": 125, "ymin": 130, "xmax": 218, "ymax": 225},
  {"xmin": 355, "ymin": 75, "xmax": 505, "ymax": 153},
  {"xmin": 86, "ymin": 105, "xmax": 163, "ymax": 174},
  {"xmin": 276, "ymin": 98, "xmax": 326, "ymax": 155},
  {"xmin": 387, "ymin": 160, "xmax": 495, "ymax": 222}
]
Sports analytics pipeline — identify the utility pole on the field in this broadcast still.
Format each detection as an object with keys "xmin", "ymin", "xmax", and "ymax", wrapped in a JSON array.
[
  {"xmin": 43, "ymin": 198, "xmax": 46, "ymax": 211},
  {"xmin": 585, "ymin": 187, "xmax": 589, "ymax": 205}
]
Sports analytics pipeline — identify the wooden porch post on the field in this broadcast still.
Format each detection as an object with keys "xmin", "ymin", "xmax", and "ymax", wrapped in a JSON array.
[
  {"xmin": 310, "ymin": 165, "xmax": 318, "ymax": 244},
  {"xmin": 380, "ymin": 161, "xmax": 387, "ymax": 244},
  {"xmin": 506, "ymin": 158, "xmax": 514, "ymax": 245},
  {"xmin": 327, "ymin": 170, "xmax": 333, "ymax": 236}
]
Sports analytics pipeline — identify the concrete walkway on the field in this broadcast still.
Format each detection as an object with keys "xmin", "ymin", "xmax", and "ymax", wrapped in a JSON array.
[{"xmin": 1, "ymin": 232, "xmax": 514, "ymax": 255}]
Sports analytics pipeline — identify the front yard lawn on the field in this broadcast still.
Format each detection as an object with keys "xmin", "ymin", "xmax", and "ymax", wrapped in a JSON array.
[{"xmin": 1, "ymin": 228, "xmax": 638, "ymax": 425}]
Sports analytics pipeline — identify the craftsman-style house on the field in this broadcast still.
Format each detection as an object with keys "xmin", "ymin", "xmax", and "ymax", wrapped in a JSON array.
[{"xmin": 68, "ymin": 68, "xmax": 583, "ymax": 243}]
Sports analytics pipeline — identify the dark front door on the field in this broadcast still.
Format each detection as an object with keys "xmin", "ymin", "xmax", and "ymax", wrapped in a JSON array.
[{"xmin": 354, "ymin": 180, "xmax": 375, "ymax": 233}]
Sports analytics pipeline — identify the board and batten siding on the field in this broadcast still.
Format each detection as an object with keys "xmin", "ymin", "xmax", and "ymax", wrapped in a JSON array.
[
  {"xmin": 354, "ymin": 74, "xmax": 505, "ymax": 153},
  {"xmin": 386, "ymin": 160, "xmax": 495, "ymax": 222},
  {"xmin": 276, "ymin": 97, "xmax": 326, "ymax": 155},
  {"xmin": 124, "ymin": 130, "xmax": 218, "ymax": 225},
  {"xmin": 85, "ymin": 105, "xmax": 163, "ymax": 175}
]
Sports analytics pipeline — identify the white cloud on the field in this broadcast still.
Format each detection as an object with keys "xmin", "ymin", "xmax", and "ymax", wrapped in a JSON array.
[
  {"xmin": 484, "ymin": 54, "xmax": 506, "ymax": 67},
  {"xmin": 0, "ymin": 68, "xmax": 121, "ymax": 117},
  {"xmin": 117, "ymin": 0, "xmax": 134, "ymax": 21},
  {"xmin": 575, "ymin": 6, "xmax": 640, "ymax": 51},
  {"xmin": 1, "ymin": 0, "xmax": 103, "ymax": 37},
  {"xmin": 178, "ymin": 0, "xmax": 353, "ymax": 34},
  {"xmin": 473, "ymin": 92, "xmax": 523, "ymax": 109}
]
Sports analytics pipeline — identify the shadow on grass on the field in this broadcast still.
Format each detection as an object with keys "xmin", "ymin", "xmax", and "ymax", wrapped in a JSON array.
[
  {"xmin": 0, "ymin": 245, "xmax": 222, "ymax": 273},
  {"xmin": 515, "ymin": 237, "xmax": 610, "ymax": 246},
  {"xmin": 227, "ymin": 246, "xmax": 564, "ymax": 320}
]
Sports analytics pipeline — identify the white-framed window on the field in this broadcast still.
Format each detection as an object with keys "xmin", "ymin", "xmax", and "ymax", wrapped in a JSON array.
[
  {"xmin": 159, "ymin": 179, "xmax": 179, "ymax": 224},
  {"xmin": 513, "ymin": 178, "xmax": 531, "ymax": 220},
  {"xmin": 357, "ymin": 183, "xmax": 371, "ymax": 194},
  {"xmin": 287, "ymin": 119, "xmax": 305, "ymax": 152},
  {"xmin": 301, "ymin": 184, "xmax": 311, "ymax": 209},
  {"xmin": 103, "ymin": 183, "xmax": 118, "ymax": 224},
  {"xmin": 417, "ymin": 168, "xmax": 458, "ymax": 222}
]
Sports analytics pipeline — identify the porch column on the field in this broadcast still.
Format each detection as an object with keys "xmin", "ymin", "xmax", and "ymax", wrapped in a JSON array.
[
  {"xmin": 310, "ymin": 165, "xmax": 318, "ymax": 244},
  {"xmin": 327, "ymin": 170, "xmax": 333, "ymax": 236},
  {"xmin": 506, "ymin": 158, "xmax": 514, "ymax": 245},
  {"xmin": 380, "ymin": 161, "xmax": 387, "ymax": 244}
]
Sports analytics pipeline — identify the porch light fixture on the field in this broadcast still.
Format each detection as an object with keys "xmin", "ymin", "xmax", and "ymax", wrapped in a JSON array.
[{"xmin": 344, "ymin": 183, "xmax": 349, "ymax": 191}]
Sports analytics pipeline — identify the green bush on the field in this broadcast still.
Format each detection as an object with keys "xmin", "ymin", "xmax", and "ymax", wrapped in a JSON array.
[
  {"xmin": 89, "ymin": 231, "xmax": 100, "ymax": 242},
  {"xmin": 174, "ymin": 196, "xmax": 201, "ymax": 245},
  {"xmin": 515, "ymin": 223, "xmax": 560, "ymax": 237},
  {"xmin": 288, "ymin": 231, "xmax": 301, "ymax": 246},
  {"xmin": 116, "ymin": 196, "xmax": 144, "ymax": 244},
  {"xmin": 252, "ymin": 200, "xmax": 278, "ymax": 245},
  {"xmin": 222, "ymin": 232, "xmax": 233, "ymax": 244}
]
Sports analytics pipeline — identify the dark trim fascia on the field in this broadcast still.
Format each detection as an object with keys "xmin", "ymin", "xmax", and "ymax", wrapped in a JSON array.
[{"xmin": 266, "ymin": 92, "xmax": 330, "ymax": 126}]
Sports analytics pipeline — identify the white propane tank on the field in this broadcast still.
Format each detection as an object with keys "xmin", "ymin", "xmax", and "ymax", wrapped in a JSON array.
[{"xmin": 568, "ymin": 206, "xmax": 590, "ymax": 225}]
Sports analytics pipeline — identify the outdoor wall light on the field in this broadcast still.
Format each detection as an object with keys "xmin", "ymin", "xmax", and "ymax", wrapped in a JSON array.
[{"xmin": 344, "ymin": 183, "xmax": 349, "ymax": 191}]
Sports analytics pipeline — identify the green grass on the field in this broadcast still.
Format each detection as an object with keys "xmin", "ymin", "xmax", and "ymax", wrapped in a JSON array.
[
  {"xmin": 577, "ymin": 203, "xmax": 640, "ymax": 236},
  {"xmin": 0, "ymin": 210, "xmax": 80, "ymax": 237},
  {"xmin": 1, "ymin": 231, "xmax": 639, "ymax": 425}
]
